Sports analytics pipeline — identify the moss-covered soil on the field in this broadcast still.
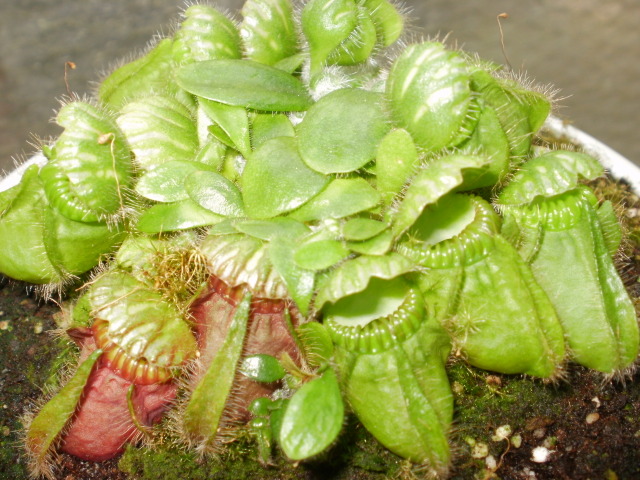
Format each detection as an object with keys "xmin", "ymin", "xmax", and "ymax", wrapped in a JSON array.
[{"xmin": 1, "ymin": 177, "xmax": 640, "ymax": 480}]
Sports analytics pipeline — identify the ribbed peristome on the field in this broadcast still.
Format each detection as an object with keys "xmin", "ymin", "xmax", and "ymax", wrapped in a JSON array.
[
  {"xmin": 397, "ymin": 195, "xmax": 500, "ymax": 268},
  {"xmin": 325, "ymin": 285, "xmax": 425, "ymax": 354}
]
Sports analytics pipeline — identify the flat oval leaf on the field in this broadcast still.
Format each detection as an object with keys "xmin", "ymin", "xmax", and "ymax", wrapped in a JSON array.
[
  {"xmin": 176, "ymin": 59, "xmax": 313, "ymax": 111},
  {"xmin": 269, "ymin": 235, "xmax": 316, "ymax": 315},
  {"xmin": 289, "ymin": 178, "xmax": 381, "ymax": 222},
  {"xmin": 234, "ymin": 217, "xmax": 309, "ymax": 241},
  {"xmin": 279, "ymin": 368, "xmax": 344, "ymax": 460},
  {"xmin": 347, "ymin": 229, "xmax": 393, "ymax": 255},
  {"xmin": 240, "ymin": 354, "xmax": 286, "ymax": 383},
  {"xmin": 199, "ymin": 99, "xmax": 251, "ymax": 157},
  {"xmin": 251, "ymin": 113, "xmax": 295, "ymax": 149},
  {"xmin": 375, "ymin": 128, "xmax": 419, "ymax": 203},
  {"xmin": 342, "ymin": 217, "xmax": 387, "ymax": 241},
  {"xmin": 298, "ymin": 88, "xmax": 390, "ymax": 174},
  {"xmin": 136, "ymin": 199, "xmax": 222, "ymax": 233},
  {"xmin": 294, "ymin": 239, "xmax": 350, "ymax": 270},
  {"xmin": 185, "ymin": 170, "xmax": 244, "ymax": 217},
  {"xmin": 242, "ymin": 137, "xmax": 328, "ymax": 218},
  {"xmin": 135, "ymin": 160, "xmax": 214, "ymax": 202}
]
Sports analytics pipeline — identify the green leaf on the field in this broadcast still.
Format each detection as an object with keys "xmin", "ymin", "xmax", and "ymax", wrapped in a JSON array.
[
  {"xmin": 279, "ymin": 369, "xmax": 344, "ymax": 460},
  {"xmin": 298, "ymin": 88, "xmax": 390, "ymax": 174},
  {"xmin": 194, "ymin": 137, "xmax": 228, "ymax": 170},
  {"xmin": 375, "ymin": 128, "xmax": 419, "ymax": 203},
  {"xmin": 199, "ymin": 99, "xmax": 251, "ymax": 157},
  {"xmin": 251, "ymin": 113, "xmax": 295, "ymax": 149},
  {"xmin": 185, "ymin": 170, "xmax": 244, "ymax": 217},
  {"xmin": 135, "ymin": 160, "xmax": 215, "ymax": 202},
  {"xmin": 294, "ymin": 239, "xmax": 350, "ymax": 270},
  {"xmin": 234, "ymin": 217, "xmax": 309, "ymax": 241},
  {"xmin": 240, "ymin": 354, "xmax": 286, "ymax": 383},
  {"xmin": 290, "ymin": 178, "xmax": 381, "ymax": 221},
  {"xmin": 176, "ymin": 59, "xmax": 313, "ymax": 111},
  {"xmin": 342, "ymin": 217, "xmax": 387, "ymax": 241},
  {"xmin": 242, "ymin": 137, "xmax": 328, "ymax": 219},
  {"xmin": 269, "ymin": 235, "xmax": 316, "ymax": 315},
  {"xmin": 136, "ymin": 199, "xmax": 223, "ymax": 233},
  {"xmin": 273, "ymin": 53, "xmax": 306, "ymax": 73},
  {"xmin": 347, "ymin": 229, "xmax": 393, "ymax": 255}
]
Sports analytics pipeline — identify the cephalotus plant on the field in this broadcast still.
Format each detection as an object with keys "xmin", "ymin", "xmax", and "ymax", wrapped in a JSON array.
[{"xmin": 0, "ymin": 1, "xmax": 637, "ymax": 478}]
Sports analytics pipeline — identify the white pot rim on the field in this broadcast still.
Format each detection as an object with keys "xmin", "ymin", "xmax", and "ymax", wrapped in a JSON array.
[{"xmin": 1, "ymin": 116, "xmax": 639, "ymax": 193}]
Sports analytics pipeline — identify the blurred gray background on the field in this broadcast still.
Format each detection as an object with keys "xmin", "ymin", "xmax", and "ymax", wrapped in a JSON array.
[{"xmin": 1, "ymin": 0, "xmax": 639, "ymax": 173}]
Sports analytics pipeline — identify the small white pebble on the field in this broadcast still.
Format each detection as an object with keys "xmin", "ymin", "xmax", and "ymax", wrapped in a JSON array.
[
  {"xmin": 485, "ymin": 454, "xmax": 497, "ymax": 470},
  {"xmin": 511, "ymin": 434, "xmax": 523, "ymax": 448},
  {"xmin": 533, "ymin": 427, "xmax": 546, "ymax": 439},
  {"xmin": 586, "ymin": 412, "xmax": 600, "ymax": 424},
  {"xmin": 591, "ymin": 396, "xmax": 601, "ymax": 409},
  {"xmin": 492, "ymin": 424, "xmax": 512, "ymax": 441},
  {"xmin": 452, "ymin": 381, "xmax": 464, "ymax": 395},
  {"xmin": 531, "ymin": 446, "xmax": 551, "ymax": 463},
  {"xmin": 471, "ymin": 442, "xmax": 489, "ymax": 459}
]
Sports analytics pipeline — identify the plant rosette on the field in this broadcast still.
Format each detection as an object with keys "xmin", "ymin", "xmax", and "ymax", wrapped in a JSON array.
[{"xmin": 1, "ymin": 1, "xmax": 638, "ymax": 478}]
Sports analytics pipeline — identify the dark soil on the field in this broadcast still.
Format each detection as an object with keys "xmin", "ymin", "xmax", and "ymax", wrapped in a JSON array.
[{"xmin": 1, "ymin": 179, "xmax": 640, "ymax": 480}]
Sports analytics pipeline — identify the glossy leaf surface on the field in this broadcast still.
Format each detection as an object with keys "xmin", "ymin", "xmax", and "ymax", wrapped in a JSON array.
[
  {"xmin": 177, "ymin": 59, "xmax": 313, "ymax": 111},
  {"xmin": 279, "ymin": 369, "xmax": 344, "ymax": 460}
]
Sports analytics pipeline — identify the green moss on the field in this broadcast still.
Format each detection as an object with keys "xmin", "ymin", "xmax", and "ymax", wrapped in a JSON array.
[
  {"xmin": 449, "ymin": 361, "xmax": 564, "ymax": 431},
  {"xmin": 118, "ymin": 416, "xmax": 406, "ymax": 480}
]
